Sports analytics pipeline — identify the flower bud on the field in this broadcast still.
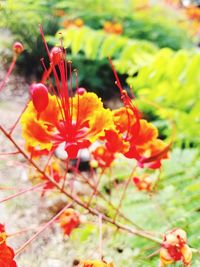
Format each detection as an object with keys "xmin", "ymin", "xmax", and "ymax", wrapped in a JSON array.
[
  {"xmin": 13, "ymin": 42, "xmax": 24, "ymax": 55},
  {"xmin": 76, "ymin": 87, "xmax": 87, "ymax": 95},
  {"xmin": 30, "ymin": 83, "xmax": 49, "ymax": 113}
]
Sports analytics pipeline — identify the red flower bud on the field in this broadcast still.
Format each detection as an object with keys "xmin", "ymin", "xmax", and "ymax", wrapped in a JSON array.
[
  {"xmin": 30, "ymin": 83, "xmax": 49, "ymax": 113},
  {"xmin": 13, "ymin": 42, "xmax": 24, "ymax": 55},
  {"xmin": 50, "ymin": 47, "xmax": 63, "ymax": 65},
  {"xmin": 76, "ymin": 87, "xmax": 87, "ymax": 95}
]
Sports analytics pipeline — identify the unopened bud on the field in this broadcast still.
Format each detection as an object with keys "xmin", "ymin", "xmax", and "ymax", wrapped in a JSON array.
[
  {"xmin": 77, "ymin": 87, "xmax": 87, "ymax": 95},
  {"xmin": 13, "ymin": 42, "xmax": 24, "ymax": 55},
  {"xmin": 30, "ymin": 83, "xmax": 49, "ymax": 113}
]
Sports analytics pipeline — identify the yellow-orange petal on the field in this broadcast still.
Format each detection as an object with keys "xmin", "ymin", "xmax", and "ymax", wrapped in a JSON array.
[
  {"xmin": 181, "ymin": 245, "xmax": 192, "ymax": 266},
  {"xmin": 113, "ymin": 107, "xmax": 136, "ymax": 134},
  {"xmin": 20, "ymin": 94, "xmax": 60, "ymax": 152},
  {"xmin": 160, "ymin": 247, "xmax": 174, "ymax": 265},
  {"xmin": 72, "ymin": 92, "xmax": 114, "ymax": 142},
  {"xmin": 135, "ymin": 120, "xmax": 158, "ymax": 146}
]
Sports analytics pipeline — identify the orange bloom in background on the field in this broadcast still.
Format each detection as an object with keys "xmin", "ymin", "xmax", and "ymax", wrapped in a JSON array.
[
  {"xmin": 80, "ymin": 260, "xmax": 114, "ymax": 267},
  {"xmin": 21, "ymin": 58, "xmax": 114, "ymax": 159},
  {"xmin": 62, "ymin": 18, "xmax": 84, "ymax": 29},
  {"xmin": 0, "ymin": 224, "xmax": 17, "ymax": 267},
  {"xmin": 160, "ymin": 228, "xmax": 192, "ymax": 267},
  {"xmin": 103, "ymin": 21, "xmax": 123, "ymax": 35},
  {"xmin": 59, "ymin": 208, "xmax": 80, "ymax": 236},
  {"xmin": 54, "ymin": 9, "xmax": 65, "ymax": 17},
  {"xmin": 74, "ymin": 18, "xmax": 84, "ymax": 28}
]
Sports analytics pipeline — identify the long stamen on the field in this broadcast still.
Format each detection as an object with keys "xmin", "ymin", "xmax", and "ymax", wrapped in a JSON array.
[
  {"xmin": 108, "ymin": 57, "xmax": 123, "ymax": 94},
  {"xmin": 74, "ymin": 70, "xmax": 80, "ymax": 128},
  {"xmin": 68, "ymin": 61, "xmax": 74, "ymax": 125},
  {"xmin": 109, "ymin": 57, "xmax": 140, "ymax": 139}
]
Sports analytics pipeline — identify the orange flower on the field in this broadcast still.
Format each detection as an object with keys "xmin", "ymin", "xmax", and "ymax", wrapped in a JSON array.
[
  {"xmin": 103, "ymin": 21, "xmax": 123, "ymax": 35},
  {"xmin": 74, "ymin": 18, "xmax": 84, "ymax": 28},
  {"xmin": 0, "ymin": 224, "xmax": 17, "ymax": 267},
  {"xmin": 80, "ymin": 260, "xmax": 114, "ymax": 267},
  {"xmin": 59, "ymin": 208, "xmax": 80, "ymax": 236},
  {"xmin": 160, "ymin": 228, "xmax": 192, "ymax": 267},
  {"xmin": 21, "ymin": 43, "xmax": 114, "ymax": 159},
  {"xmin": 113, "ymin": 23, "xmax": 123, "ymax": 35},
  {"xmin": 54, "ymin": 9, "xmax": 65, "ymax": 17},
  {"xmin": 103, "ymin": 106, "xmax": 168, "ymax": 169},
  {"xmin": 109, "ymin": 59, "xmax": 170, "ymax": 169}
]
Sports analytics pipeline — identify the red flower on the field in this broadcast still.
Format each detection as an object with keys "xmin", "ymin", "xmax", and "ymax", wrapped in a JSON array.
[
  {"xmin": 21, "ymin": 42, "xmax": 114, "ymax": 159},
  {"xmin": 59, "ymin": 208, "xmax": 80, "ymax": 236},
  {"xmin": 132, "ymin": 174, "xmax": 156, "ymax": 192},
  {"xmin": 0, "ymin": 224, "xmax": 17, "ymax": 267},
  {"xmin": 160, "ymin": 228, "xmax": 192, "ymax": 266}
]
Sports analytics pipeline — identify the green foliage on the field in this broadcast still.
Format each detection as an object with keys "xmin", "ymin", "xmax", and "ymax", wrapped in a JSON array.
[
  {"xmin": 97, "ymin": 148, "xmax": 200, "ymax": 266},
  {"xmin": 0, "ymin": 0, "xmax": 59, "ymax": 76},
  {"xmin": 127, "ymin": 48, "xmax": 200, "ymax": 144},
  {"xmin": 52, "ymin": 26, "xmax": 157, "ymax": 75},
  {"xmin": 54, "ymin": 0, "xmax": 193, "ymax": 50}
]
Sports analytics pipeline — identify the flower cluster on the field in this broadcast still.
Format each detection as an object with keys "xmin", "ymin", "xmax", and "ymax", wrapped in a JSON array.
[
  {"xmin": 0, "ymin": 224, "xmax": 17, "ymax": 267},
  {"xmin": 103, "ymin": 21, "xmax": 123, "ymax": 35},
  {"xmin": 160, "ymin": 228, "xmax": 192, "ymax": 266},
  {"xmin": 21, "ymin": 45, "xmax": 169, "ymax": 173}
]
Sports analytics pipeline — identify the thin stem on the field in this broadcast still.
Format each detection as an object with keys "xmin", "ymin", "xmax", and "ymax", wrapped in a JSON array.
[
  {"xmin": 99, "ymin": 214, "xmax": 103, "ymax": 260},
  {"xmin": 0, "ymin": 151, "xmax": 20, "ymax": 156},
  {"xmin": 9, "ymin": 101, "xmax": 29, "ymax": 135},
  {"xmin": 72, "ymin": 167, "xmax": 144, "ymax": 230},
  {"xmin": 0, "ymin": 182, "xmax": 45, "ymax": 204},
  {"xmin": 15, "ymin": 202, "xmax": 72, "ymax": 256},
  {"xmin": 7, "ymin": 225, "xmax": 41, "ymax": 238},
  {"xmin": 62, "ymin": 159, "xmax": 69, "ymax": 190},
  {"xmin": 113, "ymin": 165, "xmax": 137, "ymax": 222},
  {"xmin": 0, "ymin": 56, "xmax": 17, "ymax": 92},
  {"xmin": 87, "ymin": 168, "xmax": 105, "ymax": 207}
]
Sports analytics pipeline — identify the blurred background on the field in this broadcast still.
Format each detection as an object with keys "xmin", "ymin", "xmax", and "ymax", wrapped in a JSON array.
[{"xmin": 0, "ymin": 1, "xmax": 200, "ymax": 266}]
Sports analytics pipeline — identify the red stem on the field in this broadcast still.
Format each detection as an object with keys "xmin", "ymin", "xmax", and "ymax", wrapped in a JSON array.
[
  {"xmin": 15, "ymin": 202, "xmax": 72, "ymax": 256},
  {"xmin": 0, "ymin": 182, "xmax": 45, "ymax": 204},
  {"xmin": 113, "ymin": 165, "xmax": 137, "ymax": 222},
  {"xmin": 0, "ymin": 56, "xmax": 17, "ymax": 92}
]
